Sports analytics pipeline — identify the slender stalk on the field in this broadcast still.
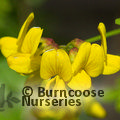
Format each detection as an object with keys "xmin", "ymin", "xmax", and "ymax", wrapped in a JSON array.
[{"xmin": 85, "ymin": 28, "xmax": 120, "ymax": 42}]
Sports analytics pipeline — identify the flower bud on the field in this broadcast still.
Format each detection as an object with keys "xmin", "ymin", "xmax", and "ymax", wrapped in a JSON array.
[
  {"xmin": 35, "ymin": 38, "xmax": 58, "ymax": 56},
  {"xmin": 66, "ymin": 38, "xmax": 84, "ymax": 53},
  {"xmin": 41, "ymin": 37, "xmax": 58, "ymax": 51},
  {"xmin": 69, "ymin": 47, "xmax": 78, "ymax": 63},
  {"xmin": 71, "ymin": 38, "xmax": 84, "ymax": 48}
]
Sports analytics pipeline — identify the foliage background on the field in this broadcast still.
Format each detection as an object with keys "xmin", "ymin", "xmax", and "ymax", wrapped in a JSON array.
[{"xmin": 0, "ymin": 0, "xmax": 120, "ymax": 120}]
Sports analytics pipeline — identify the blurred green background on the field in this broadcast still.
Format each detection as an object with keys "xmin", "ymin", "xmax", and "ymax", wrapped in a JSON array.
[{"xmin": 0, "ymin": 0, "xmax": 120, "ymax": 120}]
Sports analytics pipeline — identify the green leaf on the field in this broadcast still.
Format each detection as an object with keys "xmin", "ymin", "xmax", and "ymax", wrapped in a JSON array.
[{"xmin": 115, "ymin": 18, "xmax": 120, "ymax": 25}]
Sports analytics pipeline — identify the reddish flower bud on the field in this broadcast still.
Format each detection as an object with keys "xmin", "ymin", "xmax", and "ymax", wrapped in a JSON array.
[
  {"xmin": 71, "ymin": 38, "xmax": 84, "ymax": 48},
  {"xmin": 41, "ymin": 37, "xmax": 58, "ymax": 51}
]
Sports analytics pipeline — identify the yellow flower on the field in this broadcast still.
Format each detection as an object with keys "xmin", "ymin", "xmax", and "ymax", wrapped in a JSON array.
[
  {"xmin": 30, "ymin": 48, "xmax": 89, "ymax": 119},
  {"xmin": 40, "ymin": 49, "xmax": 72, "ymax": 90},
  {"xmin": 68, "ymin": 22, "xmax": 120, "ymax": 80},
  {"xmin": 67, "ymin": 42, "xmax": 104, "ymax": 90},
  {"xmin": 40, "ymin": 48, "xmax": 91, "ymax": 90},
  {"xmin": 0, "ymin": 13, "xmax": 43, "ymax": 74},
  {"xmin": 98, "ymin": 23, "xmax": 120, "ymax": 75}
]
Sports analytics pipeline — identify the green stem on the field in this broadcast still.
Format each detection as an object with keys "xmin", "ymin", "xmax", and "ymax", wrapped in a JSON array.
[{"xmin": 85, "ymin": 28, "xmax": 120, "ymax": 42}]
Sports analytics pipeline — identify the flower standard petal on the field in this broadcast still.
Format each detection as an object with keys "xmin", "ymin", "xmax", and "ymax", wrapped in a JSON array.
[
  {"xmin": 72, "ymin": 42, "xmax": 91, "ymax": 76},
  {"xmin": 103, "ymin": 54, "xmax": 120, "ymax": 75},
  {"xmin": 98, "ymin": 22, "xmax": 107, "ymax": 63},
  {"xmin": 85, "ymin": 44, "xmax": 104, "ymax": 77},
  {"xmin": 21, "ymin": 27, "xmax": 43, "ymax": 55},
  {"xmin": 68, "ymin": 70, "xmax": 91, "ymax": 90},
  {"xmin": 7, "ymin": 53, "xmax": 41, "ymax": 74},
  {"xmin": 40, "ymin": 49, "xmax": 57, "ymax": 80},
  {"xmin": 56, "ymin": 49, "xmax": 72, "ymax": 82},
  {"xmin": 40, "ymin": 49, "xmax": 72, "ymax": 82},
  {"xmin": 17, "ymin": 12, "xmax": 34, "ymax": 49},
  {"xmin": 0, "ymin": 37, "xmax": 18, "ymax": 57}
]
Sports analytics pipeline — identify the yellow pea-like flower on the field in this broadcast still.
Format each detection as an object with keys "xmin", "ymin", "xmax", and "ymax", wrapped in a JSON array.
[
  {"xmin": 40, "ymin": 49, "xmax": 91, "ymax": 90},
  {"xmin": 69, "ymin": 41, "xmax": 104, "ymax": 78},
  {"xmin": 40, "ymin": 49, "xmax": 72, "ymax": 90},
  {"xmin": 0, "ymin": 12, "xmax": 43, "ymax": 74},
  {"xmin": 98, "ymin": 22, "xmax": 120, "ymax": 75},
  {"xmin": 68, "ymin": 22, "xmax": 120, "ymax": 78}
]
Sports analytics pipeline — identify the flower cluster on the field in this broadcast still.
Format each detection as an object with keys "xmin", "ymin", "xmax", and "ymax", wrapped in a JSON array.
[{"xmin": 0, "ymin": 12, "xmax": 120, "ymax": 119}]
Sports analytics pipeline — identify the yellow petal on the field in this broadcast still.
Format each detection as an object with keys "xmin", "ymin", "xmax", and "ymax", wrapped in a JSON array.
[
  {"xmin": 44, "ymin": 76, "xmax": 67, "ymax": 94},
  {"xmin": 17, "ymin": 12, "xmax": 34, "ymax": 50},
  {"xmin": 98, "ymin": 22, "xmax": 107, "ymax": 63},
  {"xmin": 21, "ymin": 27, "xmax": 43, "ymax": 55},
  {"xmin": 72, "ymin": 42, "xmax": 91, "ymax": 75},
  {"xmin": 86, "ymin": 102, "xmax": 106, "ymax": 118},
  {"xmin": 85, "ymin": 44, "xmax": 104, "ymax": 77},
  {"xmin": 103, "ymin": 54, "xmax": 120, "ymax": 75},
  {"xmin": 53, "ymin": 75, "xmax": 66, "ymax": 90},
  {"xmin": 45, "ymin": 77, "xmax": 56, "ymax": 90},
  {"xmin": 68, "ymin": 70, "xmax": 91, "ymax": 90},
  {"xmin": 53, "ymin": 76, "xmax": 67, "ymax": 99},
  {"xmin": 40, "ymin": 49, "xmax": 72, "ymax": 82},
  {"xmin": 7, "ymin": 53, "xmax": 41, "ymax": 74},
  {"xmin": 0, "ymin": 37, "xmax": 18, "ymax": 57},
  {"xmin": 40, "ymin": 49, "xmax": 57, "ymax": 79},
  {"xmin": 57, "ymin": 49, "xmax": 72, "ymax": 82}
]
